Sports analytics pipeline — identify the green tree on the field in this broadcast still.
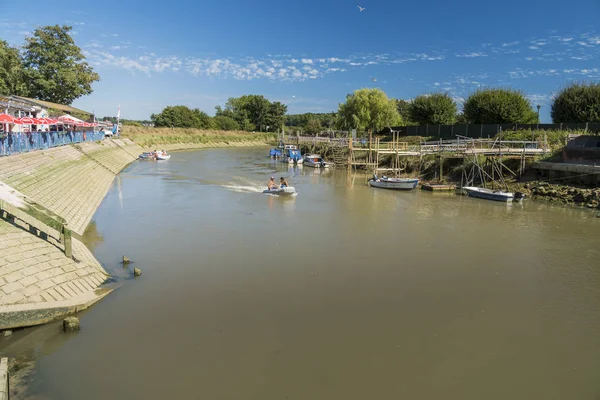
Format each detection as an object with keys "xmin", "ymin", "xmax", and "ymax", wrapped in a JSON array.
[
  {"xmin": 151, "ymin": 105, "xmax": 214, "ymax": 129},
  {"xmin": 213, "ymin": 115, "xmax": 240, "ymax": 130},
  {"xmin": 22, "ymin": 25, "xmax": 99, "ymax": 105},
  {"xmin": 394, "ymin": 99, "xmax": 413, "ymax": 124},
  {"xmin": 337, "ymin": 88, "xmax": 401, "ymax": 132},
  {"xmin": 0, "ymin": 40, "xmax": 28, "ymax": 96},
  {"xmin": 463, "ymin": 88, "xmax": 537, "ymax": 124},
  {"xmin": 551, "ymin": 82, "xmax": 600, "ymax": 123},
  {"xmin": 216, "ymin": 95, "xmax": 287, "ymax": 131},
  {"xmin": 305, "ymin": 118, "xmax": 322, "ymax": 135},
  {"xmin": 266, "ymin": 101, "xmax": 287, "ymax": 132},
  {"xmin": 409, "ymin": 93, "xmax": 457, "ymax": 125}
]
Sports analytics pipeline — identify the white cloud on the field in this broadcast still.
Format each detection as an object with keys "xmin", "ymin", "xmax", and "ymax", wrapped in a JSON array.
[
  {"xmin": 456, "ymin": 52, "xmax": 487, "ymax": 58},
  {"xmin": 301, "ymin": 58, "xmax": 313, "ymax": 64},
  {"xmin": 502, "ymin": 41, "xmax": 519, "ymax": 47}
]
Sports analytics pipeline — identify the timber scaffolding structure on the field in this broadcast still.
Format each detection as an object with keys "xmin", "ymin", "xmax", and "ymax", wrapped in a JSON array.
[{"xmin": 288, "ymin": 131, "xmax": 550, "ymax": 177}]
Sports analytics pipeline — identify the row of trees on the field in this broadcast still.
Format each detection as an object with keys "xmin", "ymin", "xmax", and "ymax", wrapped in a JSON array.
[
  {"xmin": 0, "ymin": 25, "xmax": 99, "ymax": 105},
  {"xmin": 399, "ymin": 89, "xmax": 538, "ymax": 125},
  {"xmin": 151, "ymin": 95, "xmax": 288, "ymax": 131},
  {"xmin": 284, "ymin": 83, "xmax": 600, "ymax": 135},
  {"xmin": 326, "ymin": 82, "xmax": 600, "ymax": 134},
  {"xmin": 153, "ymin": 82, "xmax": 599, "ymax": 134}
]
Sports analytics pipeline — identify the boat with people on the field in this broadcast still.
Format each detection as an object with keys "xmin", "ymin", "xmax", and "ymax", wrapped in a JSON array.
[
  {"xmin": 462, "ymin": 186, "xmax": 518, "ymax": 202},
  {"xmin": 368, "ymin": 175, "xmax": 419, "ymax": 190},
  {"xmin": 263, "ymin": 176, "xmax": 298, "ymax": 196},
  {"xmin": 138, "ymin": 150, "xmax": 170, "ymax": 160},
  {"xmin": 263, "ymin": 186, "xmax": 297, "ymax": 196},
  {"xmin": 303, "ymin": 154, "xmax": 332, "ymax": 168}
]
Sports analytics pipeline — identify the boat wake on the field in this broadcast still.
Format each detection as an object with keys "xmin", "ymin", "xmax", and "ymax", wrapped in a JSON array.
[{"xmin": 221, "ymin": 184, "xmax": 265, "ymax": 193}]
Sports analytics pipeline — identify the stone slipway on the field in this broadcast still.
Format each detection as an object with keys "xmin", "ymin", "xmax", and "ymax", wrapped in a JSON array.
[{"xmin": 0, "ymin": 138, "xmax": 145, "ymax": 329}]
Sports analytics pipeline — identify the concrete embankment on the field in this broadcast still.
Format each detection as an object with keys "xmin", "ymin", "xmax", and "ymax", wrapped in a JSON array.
[{"xmin": 0, "ymin": 138, "xmax": 145, "ymax": 329}]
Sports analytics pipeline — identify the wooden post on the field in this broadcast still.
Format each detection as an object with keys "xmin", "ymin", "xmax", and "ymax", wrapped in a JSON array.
[
  {"xmin": 439, "ymin": 155, "xmax": 444, "ymax": 182},
  {"xmin": 62, "ymin": 224, "xmax": 72, "ymax": 258},
  {"xmin": 348, "ymin": 132, "xmax": 353, "ymax": 170}
]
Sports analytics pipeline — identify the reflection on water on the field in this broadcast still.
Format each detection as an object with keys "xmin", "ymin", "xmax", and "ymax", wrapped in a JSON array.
[
  {"xmin": 81, "ymin": 221, "xmax": 103, "ymax": 254},
  {"xmin": 6, "ymin": 146, "xmax": 600, "ymax": 400}
]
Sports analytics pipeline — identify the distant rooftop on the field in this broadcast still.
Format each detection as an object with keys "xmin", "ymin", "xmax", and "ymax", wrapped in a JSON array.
[{"xmin": 10, "ymin": 96, "xmax": 93, "ymax": 118}]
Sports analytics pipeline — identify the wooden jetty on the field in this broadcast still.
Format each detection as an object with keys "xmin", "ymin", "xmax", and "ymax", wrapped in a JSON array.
[{"xmin": 291, "ymin": 132, "xmax": 549, "ymax": 174}]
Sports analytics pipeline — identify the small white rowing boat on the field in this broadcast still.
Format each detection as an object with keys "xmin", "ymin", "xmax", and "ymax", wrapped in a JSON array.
[
  {"xmin": 462, "ymin": 186, "xmax": 514, "ymax": 202},
  {"xmin": 368, "ymin": 175, "xmax": 419, "ymax": 190}
]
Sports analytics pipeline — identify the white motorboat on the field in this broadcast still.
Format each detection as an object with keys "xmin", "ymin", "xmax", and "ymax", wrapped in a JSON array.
[
  {"xmin": 368, "ymin": 175, "xmax": 419, "ymax": 190},
  {"xmin": 303, "ymin": 154, "xmax": 332, "ymax": 168},
  {"xmin": 262, "ymin": 186, "xmax": 297, "ymax": 196},
  {"xmin": 156, "ymin": 153, "xmax": 171, "ymax": 160},
  {"xmin": 282, "ymin": 147, "xmax": 303, "ymax": 164},
  {"xmin": 462, "ymin": 186, "xmax": 514, "ymax": 202}
]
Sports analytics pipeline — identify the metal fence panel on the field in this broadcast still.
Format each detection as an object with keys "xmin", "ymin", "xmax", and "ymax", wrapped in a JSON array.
[{"xmin": 0, "ymin": 131, "xmax": 108, "ymax": 157}]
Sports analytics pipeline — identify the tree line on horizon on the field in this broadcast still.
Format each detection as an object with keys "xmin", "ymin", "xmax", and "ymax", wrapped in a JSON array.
[{"xmin": 150, "ymin": 82, "xmax": 600, "ymax": 134}]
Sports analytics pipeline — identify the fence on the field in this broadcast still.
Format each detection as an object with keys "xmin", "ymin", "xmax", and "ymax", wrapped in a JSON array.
[
  {"xmin": 0, "ymin": 131, "xmax": 108, "ymax": 157},
  {"xmin": 392, "ymin": 123, "xmax": 600, "ymax": 139}
]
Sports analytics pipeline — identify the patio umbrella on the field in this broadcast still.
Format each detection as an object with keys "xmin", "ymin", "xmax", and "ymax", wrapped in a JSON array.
[
  {"xmin": 16, "ymin": 117, "xmax": 35, "ymax": 125},
  {"xmin": 0, "ymin": 113, "xmax": 16, "ymax": 123}
]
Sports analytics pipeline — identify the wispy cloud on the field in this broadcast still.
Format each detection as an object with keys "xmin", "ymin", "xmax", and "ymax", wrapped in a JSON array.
[{"xmin": 455, "ymin": 52, "xmax": 487, "ymax": 58}]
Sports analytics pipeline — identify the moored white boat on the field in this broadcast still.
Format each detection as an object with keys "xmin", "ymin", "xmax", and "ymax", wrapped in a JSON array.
[
  {"xmin": 283, "ymin": 147, "xmax": 303, "ymax": 164},
  {"xmin": 303, "ymin": 154, "xmax": 332, "ymax": 168},
  {"xmin": 156, "ymin": 154, "xmax": 171, "ymax": 160},
  {"xmin": 138, "ymin": 152, "xmax": 154, "ymax": 160},
  {"xmin": 462, "ymin": 186, "xmax": 514, "ymax": 202},
  {"xmin": 368, "ymin": 175, "xmax": 419, "ymax": 190},
  {"xmin": 262, "ymin": 186, "xmax": 297, "ymax": 196}
]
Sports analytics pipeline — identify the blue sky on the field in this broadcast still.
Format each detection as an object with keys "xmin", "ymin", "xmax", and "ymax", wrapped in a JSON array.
[{"xmin": 1, "ymin": 0, "xmax": 599, "ymax": 122}]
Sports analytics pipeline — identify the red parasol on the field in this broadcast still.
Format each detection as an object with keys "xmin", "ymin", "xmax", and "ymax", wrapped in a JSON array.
[
  {"xmin": 0, "ymin": 113, "xmax": 16, "ymax": 123},
  {"xmin": 16, "ymin": 117, "xmax": 35, "ymax": 125}
]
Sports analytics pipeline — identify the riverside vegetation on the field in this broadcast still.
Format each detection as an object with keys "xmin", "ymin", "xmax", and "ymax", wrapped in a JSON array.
[{"xmin": 121, "ymin": 126, "xmax": 277, "ymax": 148}]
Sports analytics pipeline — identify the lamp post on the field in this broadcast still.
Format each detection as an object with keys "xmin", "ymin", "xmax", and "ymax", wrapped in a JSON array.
[{"xmin": 536, "ymin": 104, "xmax": 541, "ymax": 128}]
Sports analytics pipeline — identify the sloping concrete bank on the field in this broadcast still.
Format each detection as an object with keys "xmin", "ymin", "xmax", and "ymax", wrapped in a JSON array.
[{"xmin": 0, "ymin": 138, "xmax": 145, "ymax": 329}]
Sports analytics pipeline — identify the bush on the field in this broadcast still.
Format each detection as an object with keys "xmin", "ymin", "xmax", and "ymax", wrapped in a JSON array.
[
  {"xmin": 151, "ymin": 105, "xmax": 214, "ymax": 129},
  {"xmin": 497, "ymin": 129, "xmax": 571, "ymax": 150},
  {"xmin": 409, "ymin": 93, "xmax": 457, "ymax": 125},
  {"xmin": 463, "ymin": 88, "xmax": 538, "ymax": 124},
  {"xmin": 551, "ymin": 82, "xmax": 600, "ymax": 123},
  {"xmin": 213, "ymin": 115, "xmax": 240, "ymax": 131}
]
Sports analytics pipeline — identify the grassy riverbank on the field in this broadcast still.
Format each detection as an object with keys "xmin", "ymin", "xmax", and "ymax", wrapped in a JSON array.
[{"xmin": 121, "ymin": 126, "xmax": 277, "ymax": 148}]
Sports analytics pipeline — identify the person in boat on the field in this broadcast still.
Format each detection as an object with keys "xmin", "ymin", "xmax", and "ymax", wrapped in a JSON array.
[
  {"xmin": 280, "ymin": 177, "xmax": 289, "ymax": 188},
  {"xmin": 267, "ymin": 176, "xmax": 277, "ymax": 190}
]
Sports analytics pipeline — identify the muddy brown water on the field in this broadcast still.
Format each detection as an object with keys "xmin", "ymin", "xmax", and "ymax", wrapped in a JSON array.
[{"xmin": 3, "ymin": 147, "xmax": 600, "ymax": 399}]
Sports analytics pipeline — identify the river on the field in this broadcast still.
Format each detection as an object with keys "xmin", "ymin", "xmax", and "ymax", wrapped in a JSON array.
[{"xmin": 9, "ymin": 147, "xmax": 600, "ymax": 399}]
